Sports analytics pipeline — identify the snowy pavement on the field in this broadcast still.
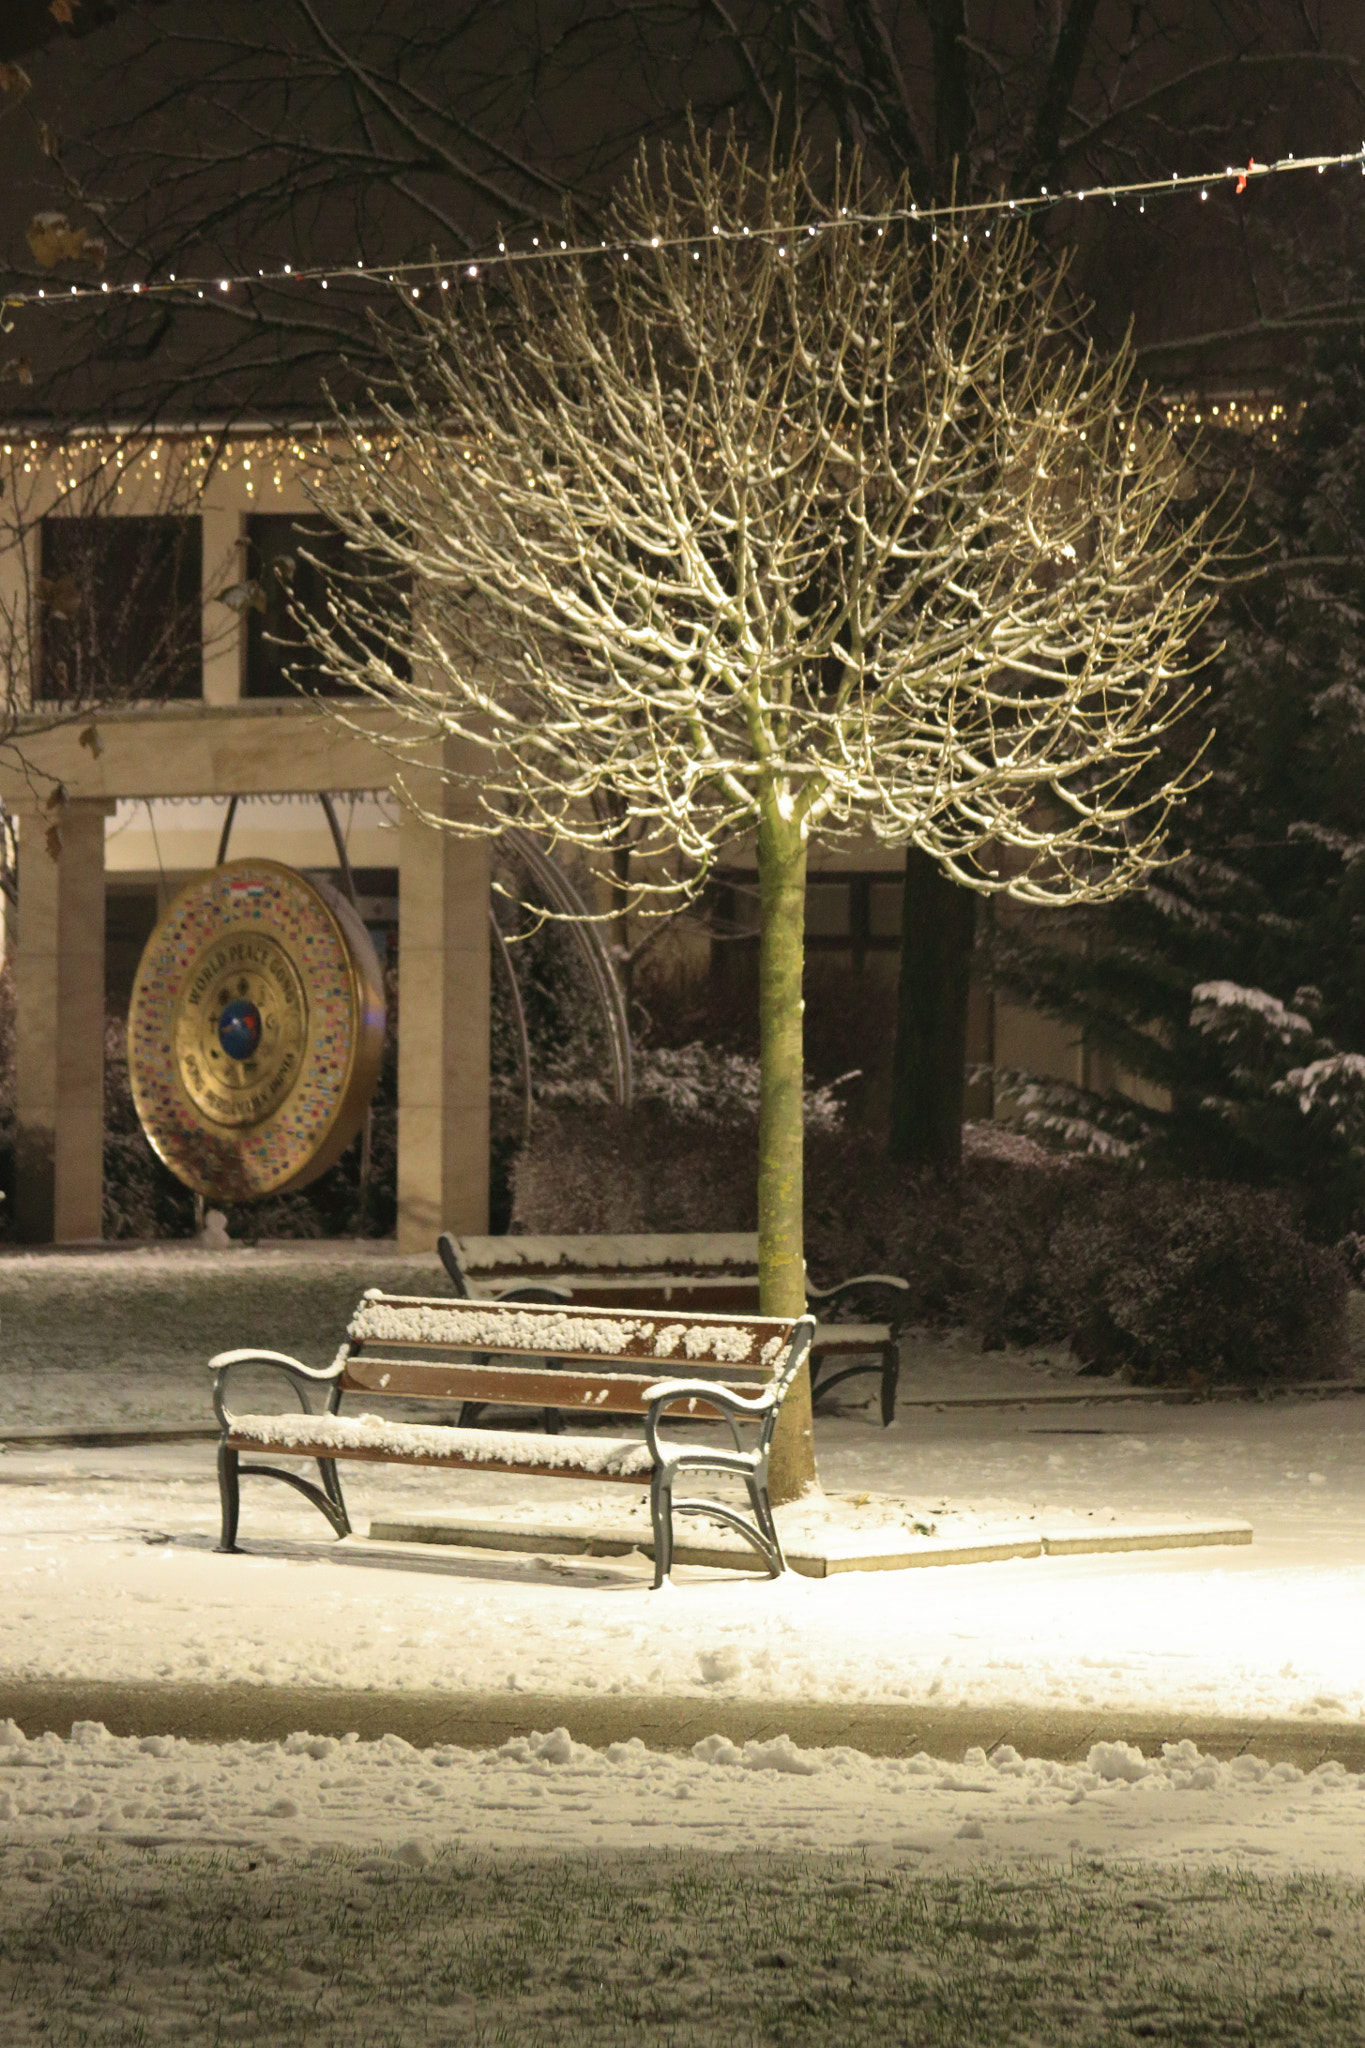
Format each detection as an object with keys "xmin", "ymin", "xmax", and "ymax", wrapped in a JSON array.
[{"xmin": 3, "ymin": 1245, "xmax": 1365, "ymax": 1889}]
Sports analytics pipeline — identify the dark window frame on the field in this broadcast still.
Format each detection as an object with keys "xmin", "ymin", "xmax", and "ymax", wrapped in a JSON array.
[
  {"xmin": 38, "ymin": 513, "xmax": 203, "ymax": 706},
  {"xmin": 243, "ymin": 513, "xmax": 409, "ymax": 699}
]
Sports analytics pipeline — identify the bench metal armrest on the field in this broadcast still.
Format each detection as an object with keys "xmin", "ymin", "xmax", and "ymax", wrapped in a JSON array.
[
  {"xmin": 643, "ymin": 1378, "xmax": 774, "ymax": 1460},
  {"xmin": 807, "ymin": 1272, "xmax": 911, "ymax": 1322},
  {"xmin": 208, "ymin": 1348, "xmax": 344, "ymax": 1432}
]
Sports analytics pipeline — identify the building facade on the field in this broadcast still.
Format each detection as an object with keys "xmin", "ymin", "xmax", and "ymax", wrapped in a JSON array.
[{"xmin": 0, "ymin": 428, "xmax": 1092, "ymax": 1247}]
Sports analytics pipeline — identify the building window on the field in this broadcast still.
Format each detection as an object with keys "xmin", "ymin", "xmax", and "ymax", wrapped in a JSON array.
[
  {"xmin": 243, "ymin": 514, "xmax": 408, "ymax": 698},
  {"xmin": 39, "ymin": 515, "xmax": 202, "ymax": 704}
]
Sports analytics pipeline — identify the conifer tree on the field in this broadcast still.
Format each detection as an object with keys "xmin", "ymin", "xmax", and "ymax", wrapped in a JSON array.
[{"xmin": 993, "ymin": 342, "xmax": 1365, "ymax": 1235}]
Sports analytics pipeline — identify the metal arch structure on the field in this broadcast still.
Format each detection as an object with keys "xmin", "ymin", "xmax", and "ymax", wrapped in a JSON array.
[{"xmin": 502, "ymin": 825, "xmax": 634, "ymax": 1115}]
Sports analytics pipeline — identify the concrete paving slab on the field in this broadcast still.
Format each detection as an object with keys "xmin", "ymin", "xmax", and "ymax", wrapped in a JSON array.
[
  {"xmin": 1041, "ymin": 1521, "xmax": 1253, "ymax": 1555},
  {"xmin": 368, "ymin": 1514, "xmax": 1253, "ymax": 1574}
]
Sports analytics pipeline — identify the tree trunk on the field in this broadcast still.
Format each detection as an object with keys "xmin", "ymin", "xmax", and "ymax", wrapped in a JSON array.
[
  {"xmin": 889, "ymin": 847, "xmax": 978, "ymax": 1171},
  {"xmin": 755, "ymin": 801, "xmax": 815, "ymax": 1506}
]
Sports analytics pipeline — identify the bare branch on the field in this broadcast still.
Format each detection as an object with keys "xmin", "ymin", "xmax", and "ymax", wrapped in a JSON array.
[{"xmin": 299, "ymin": 136, "xmax": 1227, "ymax": 912}]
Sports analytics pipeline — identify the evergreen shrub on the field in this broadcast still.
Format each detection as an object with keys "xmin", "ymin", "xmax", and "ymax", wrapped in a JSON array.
[
  {"xmin": 515, "ymin": 1101, "xmax": 1347, "ymax": 1386},
  {"xmin": 1040, "ymin": 1178, "xmax": 1347, "ymax": 1387}
]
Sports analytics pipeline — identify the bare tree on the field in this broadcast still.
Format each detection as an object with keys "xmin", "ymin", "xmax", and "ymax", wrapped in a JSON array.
[{"xmin": 297, "ymin": 136, "xmax": 1226, "ymax": 1498}]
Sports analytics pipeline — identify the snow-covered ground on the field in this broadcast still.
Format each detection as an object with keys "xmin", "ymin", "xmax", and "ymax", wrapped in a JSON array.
[
  {"xmin": 4, "ymin": 1245, "xmax": 1363, "ymax": 1729},
  {"xmin": 6, "ymin": 1246, "xmax": 1365, "ymax": 2041}
]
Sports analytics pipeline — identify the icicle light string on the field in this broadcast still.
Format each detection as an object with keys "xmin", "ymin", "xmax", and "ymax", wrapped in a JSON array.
[
  {"xmin": 0, "ymin": 392, "xmax": 1293, "ymax": 517},
  {"xmin": 1, "ymin": 142, "xmax": 1362, "ymax": 322}
]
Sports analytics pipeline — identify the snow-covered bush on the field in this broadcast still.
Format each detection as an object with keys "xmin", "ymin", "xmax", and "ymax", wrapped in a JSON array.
[
  {"xmin": 541, "ymin": 1041, "xmax": 854, "ymax": 1134},
  {"xmin": 511, "ymin": 1050, "xmax": 854, "ymax": 1236},
  {"xmin": 982, "ymin": 977, "xmax": 1365, "ymax": 1244},
  {"xmin": 1041, "ymin": 1177, "xmax": 1347, "ymax": 1387},
  {"xmin": 810, "ymin": 1136, "xmax": 1346, "ymax": 1384},
  {"xmin": 510, "ymin": 1101, "xmax": 758, "ymax": 1236},
  {"xmin": 1185, "ymin": 979, "xmax": 1365, "ymax": 1235}
]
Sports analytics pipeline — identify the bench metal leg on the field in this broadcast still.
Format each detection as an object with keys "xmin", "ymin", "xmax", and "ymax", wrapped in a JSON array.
[
  {"xmin": 880, "ymin": 1341, "xmax": 900, "ymax": 1428},
  {"xmin": 746, "ymin": 1478, "xmax": 786, "ymax": 1575},
  {"xmin": 810, "ymin": 1344, "xmax": 900, "ymax": 1427},
  {"xmin": 216, "ymin": 1442, "xmax": 241, "ymax": 1554},
  {"xmin": 649, "ymin": 1467, "xmax": 674, "ymax": 1589},
  {"xmin": 215, "ymin": 1443, "xmax": 352, "ymax": 1548},
  {"xmin": 650, "ymin": 1473, "xmax": 786, "ymax": 1586},
  {"xmin": 317, "ymin": 1456, "xmax": 351, "ymax": 1531}
]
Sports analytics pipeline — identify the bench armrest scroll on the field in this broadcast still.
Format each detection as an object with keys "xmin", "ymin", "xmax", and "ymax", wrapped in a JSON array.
[
  {"xmin": 208, "ymin": 1348, "xmax": 341, "ymax": 1379},
  {"xmin": 644, "ymin": 1378, "xmax": 775, "ymax": 1459},
  {"xmin": 807, "ymin": 1272, "xmax": 911, "ymax": 1321},
  {"xmin": 644, "ymin": 1377, "xmax": 775, "ymax": 1414},
  {"xmin": 209, "ymin": 1349, "xmax": 344, "ymax": 1433}
]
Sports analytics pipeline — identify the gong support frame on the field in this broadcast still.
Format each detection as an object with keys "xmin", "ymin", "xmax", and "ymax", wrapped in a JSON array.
[
  {"xmin": 1, "ymin": 706, "xmax": 490, "ymax": 1248},
  {"xmin": 0, "ymin": 702, "xmax": 634, "ymax": 1247}
]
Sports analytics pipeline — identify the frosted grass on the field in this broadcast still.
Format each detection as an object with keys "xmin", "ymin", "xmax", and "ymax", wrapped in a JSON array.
[{"xmin": 4, "ymin": 1844, "xmax": 1364, "ymax": 2046}]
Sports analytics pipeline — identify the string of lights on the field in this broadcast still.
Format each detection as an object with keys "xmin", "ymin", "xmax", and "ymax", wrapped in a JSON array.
[
  {"xmin": 1, "ymin": 141, "xmax": 1362, "ymax": 321},
  {"xmin": 0, "ymin": 385, "xmax": 1295, "ymax": 519}
]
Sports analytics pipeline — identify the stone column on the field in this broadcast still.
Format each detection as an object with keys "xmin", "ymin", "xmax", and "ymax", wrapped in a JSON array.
[
  {"xmin": 396, "ymin": 763, "xmax": 490, "ymax": 1251},
  {"xmin": 13, "ymin": 799, "xmax": 115, "ymax": 1243}
]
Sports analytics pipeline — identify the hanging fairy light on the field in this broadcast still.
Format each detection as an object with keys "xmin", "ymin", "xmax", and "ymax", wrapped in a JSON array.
[{"xmin": 0, "ymin": 141, "xmax": 1360, "ymax": 325}]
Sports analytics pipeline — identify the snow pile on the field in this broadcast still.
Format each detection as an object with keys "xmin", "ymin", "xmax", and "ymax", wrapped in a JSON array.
[
  {"xmin": 224, "ymin": 1408, "xmax": 658, "ymax": 1477},
  {"xmin": 3, "ymin": 1717, "xmax": 1365, "ymax": 1873}
]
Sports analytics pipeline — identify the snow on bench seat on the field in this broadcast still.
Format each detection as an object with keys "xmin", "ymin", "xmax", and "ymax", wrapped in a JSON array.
[
  {"xmin": 445, "ymin": 1233, "xmax": 762, "ymax": 1276},
  {"xmin": 224, "ymin": 1411, "xmax": 658, "ymax": 1480}
]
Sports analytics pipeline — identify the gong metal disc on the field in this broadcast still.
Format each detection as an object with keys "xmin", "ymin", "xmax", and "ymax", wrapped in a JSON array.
[{"xmin": 127, "ymin": 857, "xmax": 386, "ymax": 1201}]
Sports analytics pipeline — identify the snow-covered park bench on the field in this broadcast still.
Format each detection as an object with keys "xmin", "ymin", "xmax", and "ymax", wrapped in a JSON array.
[
  {"xmin": 210, "ymin": 1292, "xmax": 815, "ymax": 1588},
  {"xmin": 438, "ymin": 1231, "xmax": 908, "ymax": 1426}
]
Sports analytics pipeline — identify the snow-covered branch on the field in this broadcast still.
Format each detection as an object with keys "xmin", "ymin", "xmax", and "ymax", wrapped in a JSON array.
[{"xmin": 300, "ymin": 134, "xmax": 1226, "ymax": 911}]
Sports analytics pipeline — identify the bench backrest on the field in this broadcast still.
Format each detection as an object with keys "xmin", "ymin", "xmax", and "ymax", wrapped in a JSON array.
[
  {"xmin": 338, "ymin": 1290, "xmax": 807, "ymax": 1418},
  {"xmin": 445, "ymin": 1232, "xmax": 761, "ymax": 1279}
]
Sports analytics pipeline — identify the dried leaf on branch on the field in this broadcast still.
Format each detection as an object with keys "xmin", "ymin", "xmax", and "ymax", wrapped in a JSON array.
[{"xmin": 26, "ymin": 212, "xmax": 103, "ymax": 269}]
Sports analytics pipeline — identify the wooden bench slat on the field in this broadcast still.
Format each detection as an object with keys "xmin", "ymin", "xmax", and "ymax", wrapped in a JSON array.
[
  {"xmin": 348, "ymin": 1294, "xmax": 792, "ymax": 1371},
  {"xmin": 341, "ymin": 1359, "xmax": 761, "ymax": 1412},
  {"xmin": 475, "ymin": 1277, "xmax": 764, "ymax": 1312},
  {"xmin": 448, "ymin": 1232, "xmax": 762, "ymax": 1276}
]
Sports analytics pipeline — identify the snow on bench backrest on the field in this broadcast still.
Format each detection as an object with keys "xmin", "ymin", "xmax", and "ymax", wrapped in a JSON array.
[
  {"xmin": 347, "ymin": 1291, "xmax": 794, "ymax": 1372},
  {"xmin": 447, "ymin": 1232, "xmax": 760, "ymax": 1276}
]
